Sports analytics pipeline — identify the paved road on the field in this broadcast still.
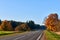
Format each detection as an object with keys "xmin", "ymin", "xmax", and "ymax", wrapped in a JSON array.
[{"xmin": 0, "ymin": 30, "xmax": 43, "ymax": 40}]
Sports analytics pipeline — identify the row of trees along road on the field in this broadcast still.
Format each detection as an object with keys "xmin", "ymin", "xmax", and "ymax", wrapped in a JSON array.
[
  {"xmin": 45, "ymin": 13, "xmax": 60, "ymax": 32},
  {"xmin": 0, "ymin": 20, "xmax": 44, "ymax": 31}
]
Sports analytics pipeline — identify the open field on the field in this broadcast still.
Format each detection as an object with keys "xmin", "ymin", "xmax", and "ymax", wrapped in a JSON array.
[{"xmin": 45, "ymin": 30, "xmax": 60, "ymax": 40}]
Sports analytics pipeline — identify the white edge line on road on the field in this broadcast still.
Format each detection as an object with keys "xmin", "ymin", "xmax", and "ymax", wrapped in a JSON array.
[{"xmin": 37, "ymin": 32, "xmax": 43, "ymax": 40}]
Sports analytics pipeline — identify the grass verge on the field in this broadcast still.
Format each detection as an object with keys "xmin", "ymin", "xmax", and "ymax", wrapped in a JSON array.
[
  {"xmin": 45, "ymin": 30, "xmax": 60, "ymax": 40},
  {"xmin": 0, "ymin": 31, "xmax": 15, "ymax": 36},
  {"xmin": 0, "ymin": 31, "xmax": 29, "ymax": 36}
]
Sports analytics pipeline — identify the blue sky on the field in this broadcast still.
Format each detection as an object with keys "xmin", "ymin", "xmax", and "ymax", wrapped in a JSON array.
[{"xmin": 0, "ymin": 0, "xmax": 60, "ymax": 24}]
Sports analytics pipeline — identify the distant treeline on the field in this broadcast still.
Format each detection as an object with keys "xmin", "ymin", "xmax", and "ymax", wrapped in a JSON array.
[{"xmin": 0, "ymin": 20, "xmax": 46, "ymax": 31}]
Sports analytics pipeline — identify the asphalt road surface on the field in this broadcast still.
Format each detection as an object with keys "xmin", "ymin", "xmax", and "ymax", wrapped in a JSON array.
[{"xmin": 0, "ymin": 30, "xmax": 43, "ymax": 40}]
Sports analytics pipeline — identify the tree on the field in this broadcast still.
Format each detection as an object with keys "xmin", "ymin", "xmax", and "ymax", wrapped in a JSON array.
[
  {"xmin": 0, "ymin": 19, "xmax": 2, "ymax": 25},
  {"xmin": 44, "ymin": 13, "xmax": 59, "ymax": 31},
  {"xmin": 0, "ymin": 20, "xmax": 13, "ymax": 31},
  {"xmin": 10, "ymin": 20, "xmax": 24, "ymax": 30},
  {"xmin": 15, "ymin": 23, "xmax": 30, "ymax": 31},
  {"xmin": 26, "ymin": 20, "xmax": 35, "ymax": 29}
]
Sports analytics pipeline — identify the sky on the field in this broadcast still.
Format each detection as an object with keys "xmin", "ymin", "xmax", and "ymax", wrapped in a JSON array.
[{"xmin": 0, "ymin": 0, "xmax": 60, "ymax": 24}]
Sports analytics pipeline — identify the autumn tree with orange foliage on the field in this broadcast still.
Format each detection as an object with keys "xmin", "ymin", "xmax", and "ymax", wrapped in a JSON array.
[
  {"xmin": 45, "ymin": 13, "xmax": 60, "ymax": 31},
  {"xmin": 15, "ymin": 23, "xmax": 30, "ymax": 31},
  {"xmin": 0, "ymin": 20, "xmax": 13, "ymax": 31}
]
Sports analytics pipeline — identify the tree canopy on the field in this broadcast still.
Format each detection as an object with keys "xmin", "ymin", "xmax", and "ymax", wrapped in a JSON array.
[{"xmin": 45, "ymin": 13, "xmax": 60, "ymax": 32}]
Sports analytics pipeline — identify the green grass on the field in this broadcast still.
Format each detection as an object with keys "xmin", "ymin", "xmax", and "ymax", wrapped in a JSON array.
[
  {"xmin": 0, "ymin": 31, "xmax": 28, "ymax": 36},
  {"xmin": 45, "ymin": 30, "xmax": 60, "ymax": 40},
  {"xmin": 0, "ymin": 31, "xmax": 15, "ymax": 36}
]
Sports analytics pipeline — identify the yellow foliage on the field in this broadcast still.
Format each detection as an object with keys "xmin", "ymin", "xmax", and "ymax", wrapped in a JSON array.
[
  {"xmin": 0, "ymin": 20, "xmax": 13, "ymax": 31},
  {"xmin": 45, "ymin": 13, "xmax": 60, "ymax": 32}
]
